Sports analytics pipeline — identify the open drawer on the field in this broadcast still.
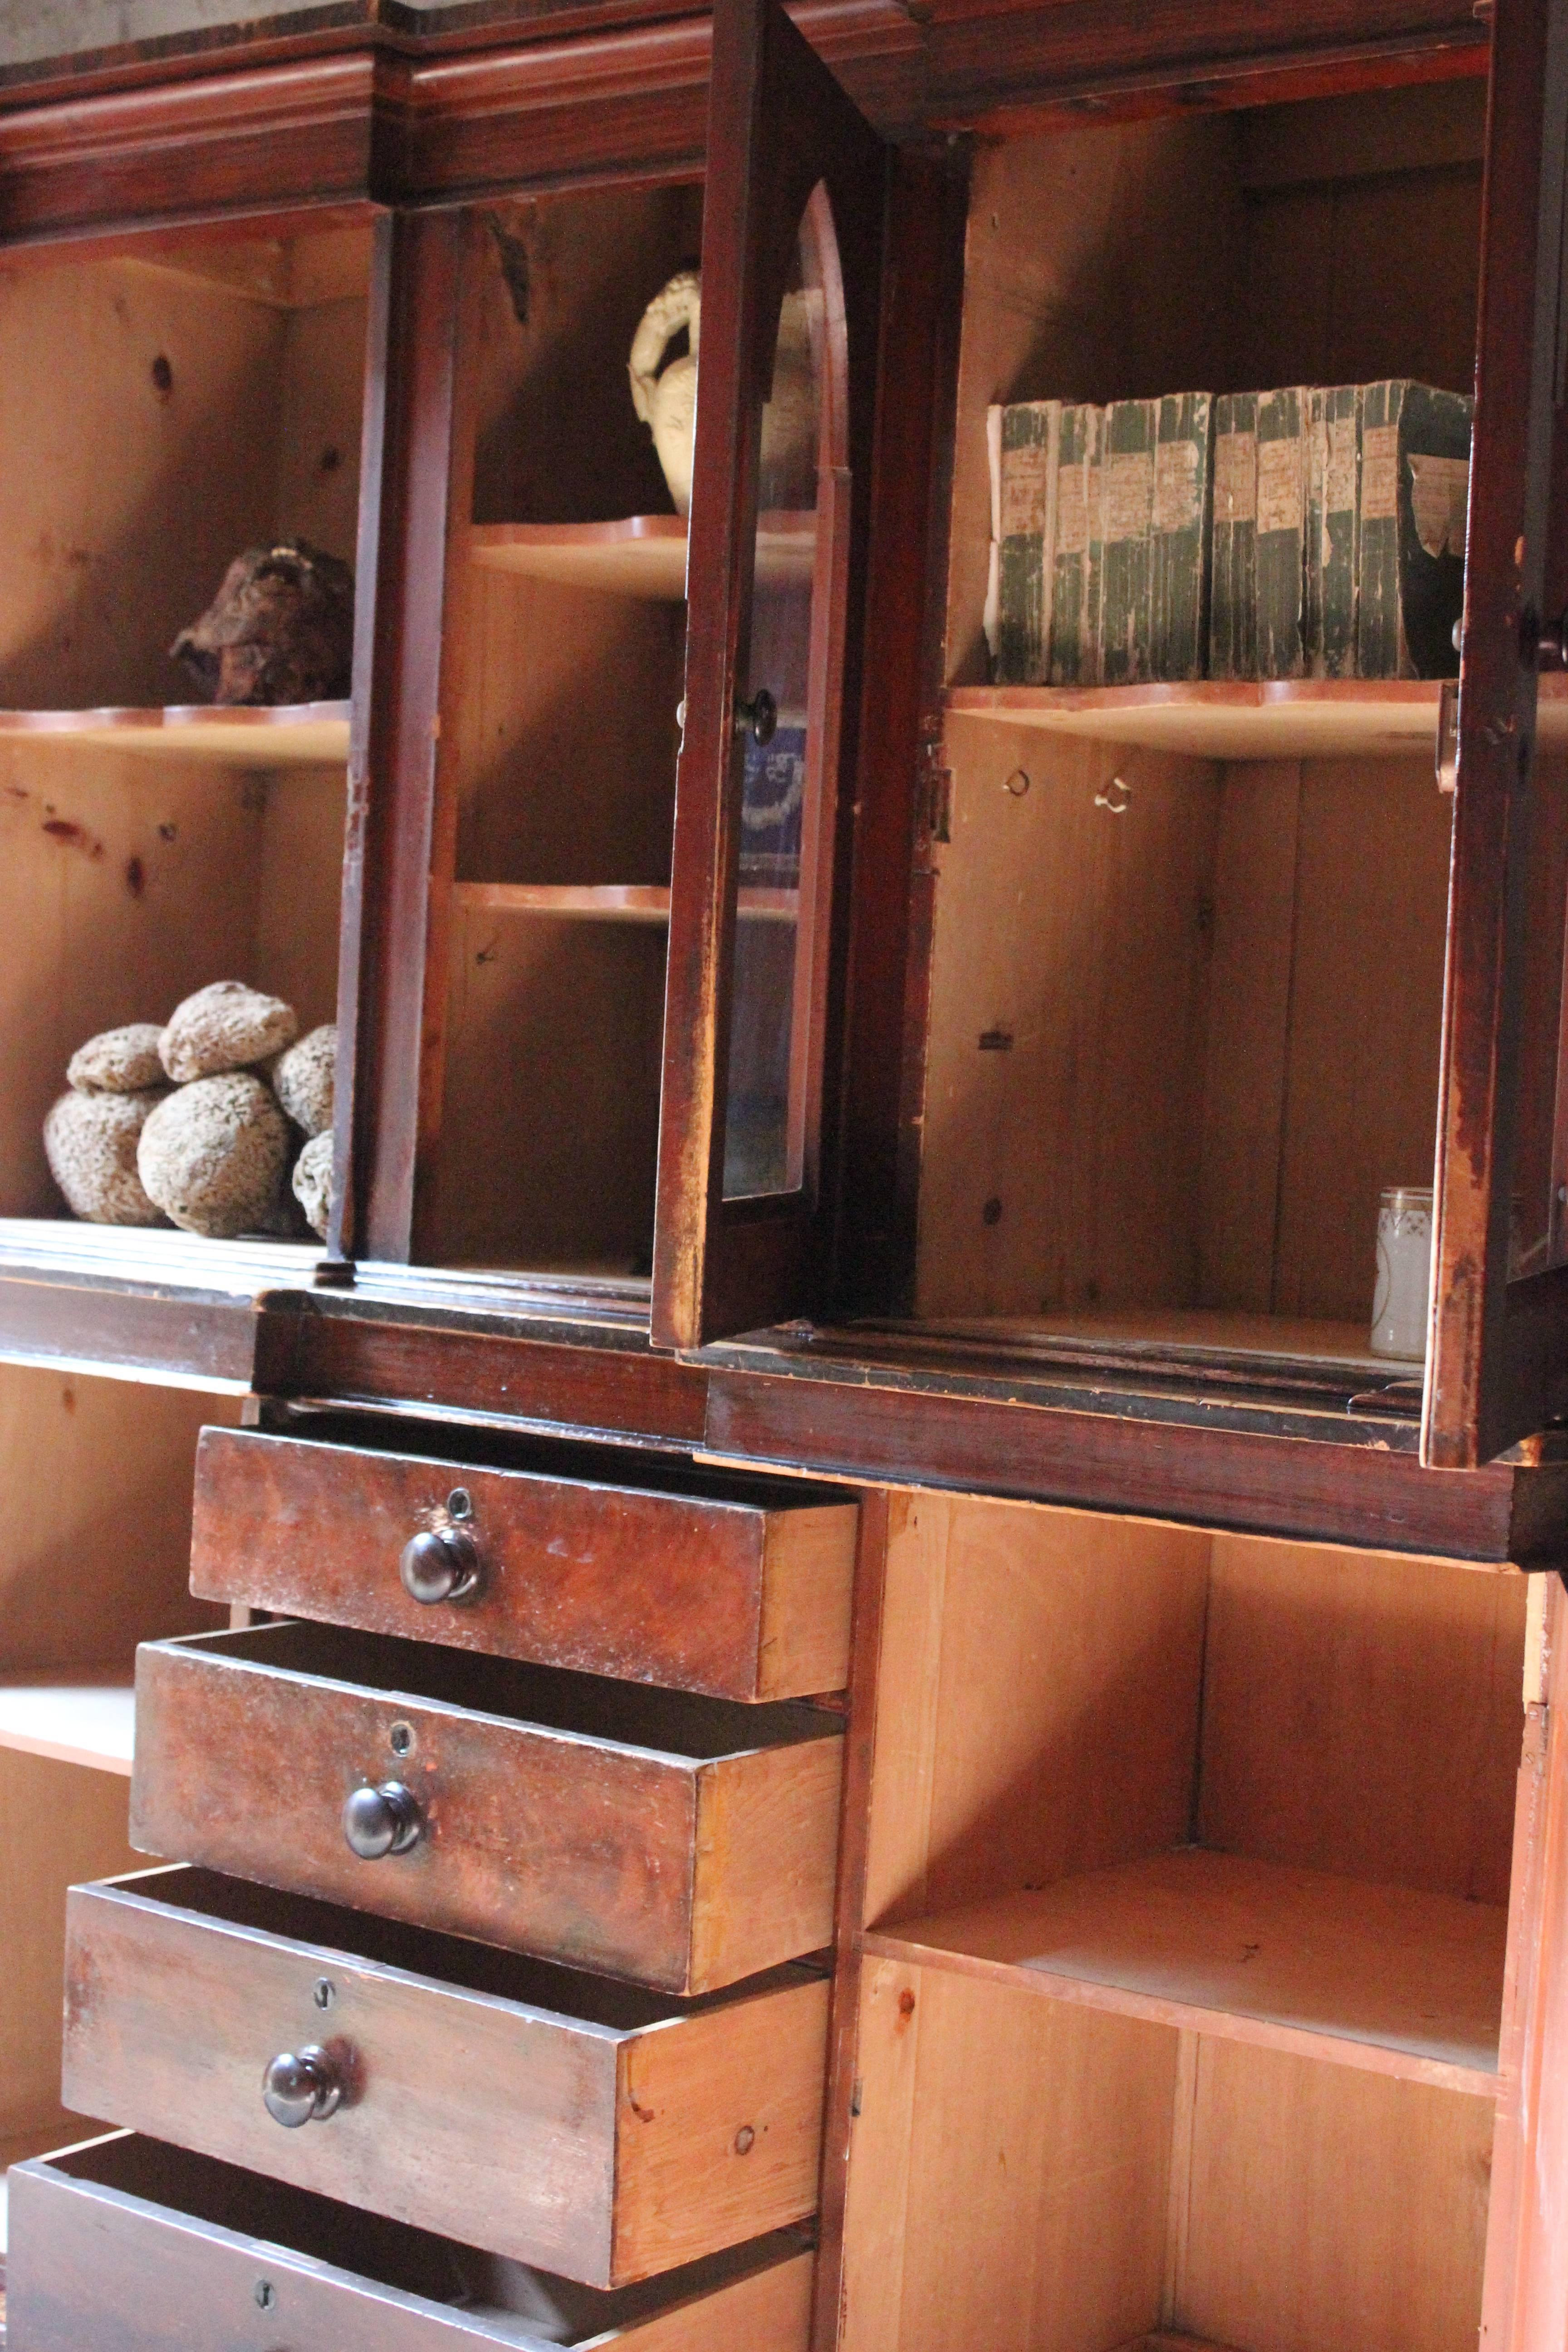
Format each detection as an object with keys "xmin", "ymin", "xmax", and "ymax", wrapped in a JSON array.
[
  {"xmin": 130, "ymin": 1624, "xmax": 844, "ymax": 1992},
  {"xmin": 189, "ymin": 1424, "xmax": 858, "ymax": 1701},
  {"xmin": 5, "ymin": 2132, "xmax": 815, "ymax": 2349},
  {"xmin": 61, "ymin": 1867, "xmax": 828, "ymax": 2286}
]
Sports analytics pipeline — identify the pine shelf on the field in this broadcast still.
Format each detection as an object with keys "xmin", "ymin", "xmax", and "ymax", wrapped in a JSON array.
[
  {"xmin": 864, "ymin": 1847, "xmax": 1507, "ymax": 2095},
  {"xmin": 0, "ymin": 1681, "xmax": 135, "ymax": 1775},
  {"xmin": 452, "ymin": 882, "xmax": 799, "ymax": 922},
  {"xmin": 0, "ymin": 702, "xmax": 351, "ymax": 765},
  {"xmin": 944, "ymin": 675, "xmax": 1568, "ymax": 761},
  {"xmin": 470, "ymin": 513, "xmax": 817, "ymax": 602}
]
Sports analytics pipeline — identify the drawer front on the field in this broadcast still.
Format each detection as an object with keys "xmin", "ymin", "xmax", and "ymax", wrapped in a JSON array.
[
  {"xmin": 191, "ymin": 1426, "xmax": 857, "ymax": 1701},
  {"xmin": 62, "ymin": 1869, "xmax": 830, "ymax": 2288},
  {"xmin": 7, "ymin": 2134, "xmax": 815, "ymax": 2351},
  {"xmin": 130, "ymin": 1624, "xmax": 844, "ymax": 1993}
]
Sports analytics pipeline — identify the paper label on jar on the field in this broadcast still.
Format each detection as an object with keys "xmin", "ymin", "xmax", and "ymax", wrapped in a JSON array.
[
  {"xmin": 1361, "ymin": 423, "xmax": 1399, "ymax": 520},
  {"xmin": 1153, "ymin": 439, "xmax": 1200, "ymax": 534},
  {"xmin": 1325, "ymin": 413, "xmax": 1357, "ymax": 514},
  {"xmin": 1000, "ymin": 438, "xmax": 1051, "ymax": 539},
  {"xmin": 1214, "ymin": 430, "xmax": 1256, "ymax": 524},
  {"xmin": 1103, "ymin": 449, "xmax": 1154, "ymax": 543},
  {"xmin": 1257, "ymin": 435, "xmax": 1304, "ymax": 536},
  {"xmin": 1408, "ymin": 452, "xmax": 1470, "ymax": 559},
  {"xmin": 1056, "ymin": 463, "xmax": 1089, "ymax": 557}
]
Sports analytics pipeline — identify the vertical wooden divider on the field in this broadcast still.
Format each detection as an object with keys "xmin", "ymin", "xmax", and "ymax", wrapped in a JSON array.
[
  {"xmin": 811, "ymin": 1486, "xmax": 891, "ymax": 2352},
  {"xmin": 333, "ymin": 204, "xmax": 479, "ymax": 1267},
  {"xmin": 1480, "ymin": 1573, "xmax": 1568, "ymax": 2352}
]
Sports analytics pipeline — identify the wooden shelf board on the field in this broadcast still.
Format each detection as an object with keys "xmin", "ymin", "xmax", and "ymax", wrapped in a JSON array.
[
  {"xmin": 0, "ymin": 1681, "xmax": 134, "ymax": 1774},
  {"xmin": 452, "ymin": 882, "xmax": 799, "ymax": 924},
  {"xmin": 914, "ymin": 1308, "xmax": 1413, "ymax": 1377},
  {"xmin": 945, "ymin": 676, "xmax": 1568, "ymax": 760},
  {"xmin": 0, "ymin": 701, "xmax": 350, "ymax": 765},
  {"xmin": 864, "ymin": 1848, "xmax": 1505, "ymax": 2096},
  {"xmin": 470, "ymin": 513, "xmax": 816, "ymax": 602}
]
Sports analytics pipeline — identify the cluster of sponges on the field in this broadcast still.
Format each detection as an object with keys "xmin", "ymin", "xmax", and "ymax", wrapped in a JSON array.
[{"xmin": 44, "ymin": 982, "xmax": 336, "ymax": 1240}]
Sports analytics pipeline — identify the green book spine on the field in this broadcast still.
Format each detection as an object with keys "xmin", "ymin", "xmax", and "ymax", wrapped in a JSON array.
[
  {"xmin": 1316, "ymin": 384, "xmax": 1361, "ymax": 678},
  {"xmin": 1357, "ymin": 380, "xmax": 1472, "ymax": 678},
  {"xmin": 1254, "ymin": 385, "xmax": 1308, "ymax": 679},
  {"xmin": 1049, "ymin": 403, "xmax": 1102, "ymax": 686},
  {"xmin": 1209, "ymin": 391, "xmax": 1258, "ymax": 681},
  {"xmin": 993, "ymin": 400, "xmax": 1059, "ymax": 684},
  {"xmin": 1100, "ymin": 397, "xmax": 1157, "ymax": 684},
  {"xmin": 1150, "ymin": 391, "xmax": 1214, "ymax": 681},
  {"xmin": 1304, "ymin": 389, "xmax": 1325, "ymax": 674}
]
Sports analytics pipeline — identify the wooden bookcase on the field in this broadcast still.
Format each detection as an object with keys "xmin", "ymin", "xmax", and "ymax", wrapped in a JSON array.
[{"xmin": 1, "ymin": 5, "xmax": 1568, "ymax": 2352}]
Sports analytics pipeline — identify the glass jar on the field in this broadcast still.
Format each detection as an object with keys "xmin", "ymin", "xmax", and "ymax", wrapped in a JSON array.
[{"xmin": 1369, "ymin": 1186, "xmax": 1434, "ymax": 1361}]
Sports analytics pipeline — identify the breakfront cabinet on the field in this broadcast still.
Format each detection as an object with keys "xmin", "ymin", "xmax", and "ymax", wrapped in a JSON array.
[{"xmin": 6, "ymin": 0, "xmax": 1568, "ymax": 2349}]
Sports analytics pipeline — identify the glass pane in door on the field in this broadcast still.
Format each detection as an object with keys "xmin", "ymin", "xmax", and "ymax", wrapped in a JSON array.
[{"xmin": 721, "ymin": 184, "xmax": 846, "ymax": 1199}]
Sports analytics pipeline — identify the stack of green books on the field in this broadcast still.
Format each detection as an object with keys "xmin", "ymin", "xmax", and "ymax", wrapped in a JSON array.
[{"xmin": 986, "ymin": 379, "xmax": 1471, "ymax": 686}]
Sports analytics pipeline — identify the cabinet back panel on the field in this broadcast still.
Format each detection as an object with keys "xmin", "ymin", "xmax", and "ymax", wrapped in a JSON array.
[
  {"xmin": 0, "ymin": 1365, "xmax": 233, "ymax": 1672},
  {"xmin": 0, "ymin": 752, "xmax": 345, "ymax": 1218},
  {"xmin": 430, "ymin": 906, "xmax": 665, "ymax": 1271},
  {"xmin": 454, "ymin": 568, "xmax": 683, "ymax": 890},
  {"xmin": 865, "ymin": 1494, "xmax": 1211, "ymax": 1928},
  {"xmin": 917, "ymin": 745, "xmax": 1450, "ymax": 1325},
  {"xmin": 1173, "ymin": 2039, "xmax": 1491, "ymax": 2352},
  {"xmin": 1196, "ymin": 1539, "xmax": 1523, "ymax": 1906},
  {"xmin": 471, "ymin": 185, "xmax": 704, "ymax": 532},
  {"xmin": 918, "ymin": 721, "xmax": 1222, "ymax": 1319},
  {"xmin": 841, "ymin": 1955, "xmax": 1173, "ymax": 2352},
  {"xmin": 1269, "ymin": 758, "xmax": 1450, "ymax": 1322},
  {"xmin": 0, "ymin": 235, "xmax": 368, "ymax": 710}
]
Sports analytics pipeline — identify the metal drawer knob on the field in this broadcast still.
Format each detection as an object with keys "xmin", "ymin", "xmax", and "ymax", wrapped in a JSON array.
[
  {"xmin": 263, "ymin": 2045, "xmax": 343, "ymax": 2128},
  {"xmin": 400, "ymin": 1524, "xmax": 480, "ymax": 1606},
  {"xmin": 343, "ymin": 1779, "xmax": 423, "ymax": 1860}
]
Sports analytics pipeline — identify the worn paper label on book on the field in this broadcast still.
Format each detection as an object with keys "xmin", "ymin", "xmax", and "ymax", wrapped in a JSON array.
[
  {"xmin": 1361, "ymin": 423, "xmax": 1399, "ymax": 520},
  {"xmin": 1000, "ymin": 440, "xmax": 1051, "ymax": 538},
  {"xmin": 1153, "ymin": 440, "xmax": 1201, "ymax": 533},
  {"xmin": 1325, "ymin": 415, "xmax": 1357, "ymax": 514},
  {"xmin": 1056, "ymin": 465, "xmax": 1089, "ymax": 556},
  {"xmin": 1103, "ymin": 449, "xmax": 1153, "ymax": 543},
  {"xmin": 1408, "ymin": 452, "xmax": 1470, "ymax": 559},
  {"xmin": 1214, "ymin": 431, "xmax": 1256, "ymax": 523},
  {"xmin": 1257, "ymin": 436, "xmax": 1303, "ymax": 536}
]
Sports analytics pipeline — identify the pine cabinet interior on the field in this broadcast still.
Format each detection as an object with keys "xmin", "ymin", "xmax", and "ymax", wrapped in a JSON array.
[{"xmin": 0, "ymin": 220, "xmax": 367, "ymax": 1247}]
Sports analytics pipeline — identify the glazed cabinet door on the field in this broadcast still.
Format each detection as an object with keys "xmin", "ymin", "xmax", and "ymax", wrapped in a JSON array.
[
  {"xmin": 1428, "ymin": 0, "xmax": 1568, "ymax": 1464},
  {"xmin": 651, "ymin": 0, "xmax": 887, "ymax": 1348}
]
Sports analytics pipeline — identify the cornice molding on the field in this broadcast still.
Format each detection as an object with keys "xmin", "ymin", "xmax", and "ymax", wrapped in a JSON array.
[{"xmin": 0, "ymin": 0, "xmax": 1488, "ymax": 246}]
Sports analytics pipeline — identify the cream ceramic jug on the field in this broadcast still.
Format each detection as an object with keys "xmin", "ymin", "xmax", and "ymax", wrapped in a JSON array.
[{"xmin": 629, "ymin": 270, "xmax": 820, "ymax": 519}]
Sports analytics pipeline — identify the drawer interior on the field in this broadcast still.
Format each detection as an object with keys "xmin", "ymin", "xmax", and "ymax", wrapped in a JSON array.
[
  {"xmin": 22, "ymin": 2132, "xmax": 811, "ymax": 2344},
  {"xmin": 242, "ymin": 1409, "xmax": 844, "ymax": 1510},
  {"xmin": 101, "ymin": 1862, "xmax": 818, "ymax": 2022},
  {"xmin": 154, "ymin": 1621, "xmax": 843, "ymax": 1757}
]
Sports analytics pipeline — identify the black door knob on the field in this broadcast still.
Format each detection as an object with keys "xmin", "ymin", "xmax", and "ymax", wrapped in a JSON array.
[
  {"xmin": 342, "ymin": 1779, "xmax": 422, "ymax": 1860},
  {"xmin": 736, "ymin": 687, "xmax": 778, "ymax": 746},
  {"xmin": 399, "ymin": 1524, "xmax": 480, "ymax": 1605},
  {"xmin": 262, "ymin": 2044, "xmax": 343, "ymax": 2127}
]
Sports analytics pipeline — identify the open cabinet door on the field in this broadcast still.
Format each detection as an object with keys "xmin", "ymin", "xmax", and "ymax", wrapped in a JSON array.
[
  {"xmin": 651, "ymin": 0, "xmax": 887, "ymax": 1351},
  {"xmin": 1426, "ymin": 0, "xmax": 1568, "ymax": 1465}
]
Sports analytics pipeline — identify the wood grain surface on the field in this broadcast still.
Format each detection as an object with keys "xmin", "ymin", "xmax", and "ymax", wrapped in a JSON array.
[
  {"xmin": 189, "ymin": 1425, "xmax": 855, "ymax": 1700},
  {"xmin": 62, "ymin": 1866, "xmax": 828, "ymax": 2286},
  {"xmin": 7, "ymin": 2132, "xmax": 815, "ymax": 2349},
  {"xmin": 129, "ymin": 1622, "xmax": 843, "ymax": 1992}
]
